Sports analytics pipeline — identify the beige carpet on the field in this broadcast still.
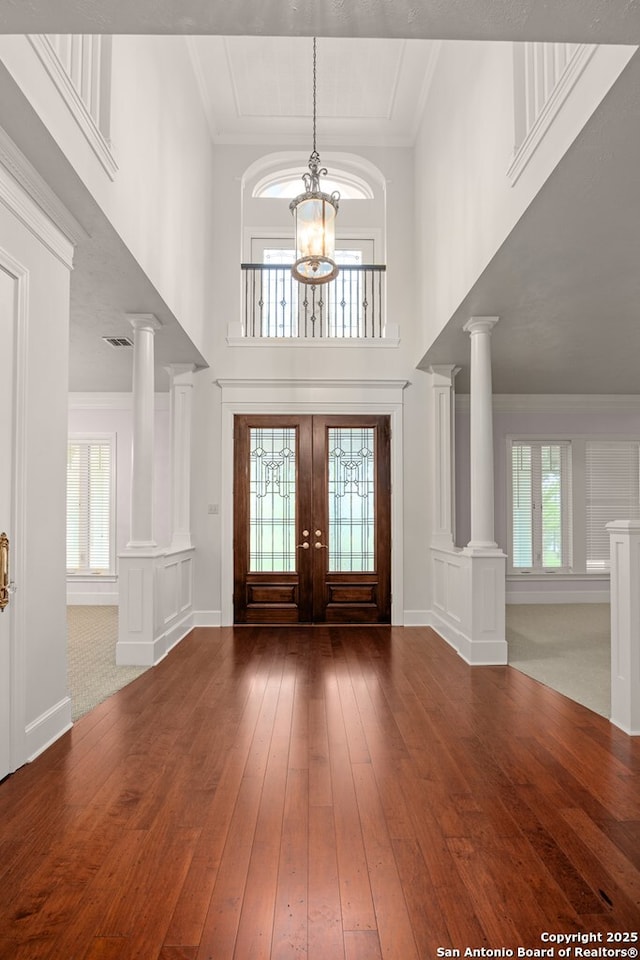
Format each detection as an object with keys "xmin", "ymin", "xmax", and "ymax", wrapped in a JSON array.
[
  {"xmin": 67, "ymin": 605, "xmax": 149, "ymax": 721},
  {"xmin": 506, "ymin": 603, "xmax": 610, "ymax": 718}
]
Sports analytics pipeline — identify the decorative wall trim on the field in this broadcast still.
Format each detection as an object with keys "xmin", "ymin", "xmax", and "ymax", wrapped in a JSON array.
[
  {"xmin": 27, "ymin": 34, "xmax": 118, "ymax": 181},
  {"xmin": 431, "ymin": 545, "xmax": 508, "ymax": 665},
  {"xmin": 456, "ymin": 394, "xmax": 640, "ymax": 412},
  {"xmin": 25, "ymin": 696, "xmax": 72, "ymax": 762},
  {"xmin": 116, "ymin": 546, "xmax": 194, "ymax": 666},
  {"xmin": 0, "ymin": 160, "xmax": 75, "ymax": 268},
  {"xmin": 0, "ymin": 125, "xmax": 86, "ymax": 247},
  {"xmin": 507, "ymin": 589, "xmax": 609, "ymax": 604},
  {"xmin": 508, "ymin": 43, "xmax": 596, "ymax": 185},
  {"xmin": 67, "ymin": 590, "xmax": 119, "ymax": 605}
]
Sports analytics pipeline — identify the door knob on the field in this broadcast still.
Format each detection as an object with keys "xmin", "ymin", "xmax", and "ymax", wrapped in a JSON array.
[
  {"xmin": 0, "ymin": 532, "xmax": 9, "ymax": 612},
  {"xmin": 315, "ymin": 542, "xmax": 328, "ymax": 550},
  {"xmin": 315, "ymin": 529, "xmax": 322, "ymax": 537},
  {"xmin": 297, "ymin": 542, "xmax": 310, "ymax": 549}
]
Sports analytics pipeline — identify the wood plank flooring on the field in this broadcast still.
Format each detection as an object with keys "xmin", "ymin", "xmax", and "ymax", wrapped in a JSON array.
[{"xmin": 0, "ymin": 625, "xmax": 639, "ymax": 959}]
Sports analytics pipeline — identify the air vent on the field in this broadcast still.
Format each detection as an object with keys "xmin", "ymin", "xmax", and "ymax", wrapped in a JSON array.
[{"xmin": 102, "ymin": 336, "xmax": 134, "ymax": 348}]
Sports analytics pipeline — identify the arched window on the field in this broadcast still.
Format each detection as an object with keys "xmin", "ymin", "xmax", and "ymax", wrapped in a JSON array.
[{"xmin": 253, "ymin": 168, "xmax": 374, "ymax": 201}]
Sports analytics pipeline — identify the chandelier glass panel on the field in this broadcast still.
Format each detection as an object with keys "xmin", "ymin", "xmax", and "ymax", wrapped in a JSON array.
[{"xmin": 290, "ymin": 38, "xmax": 340, "ymax": 285}]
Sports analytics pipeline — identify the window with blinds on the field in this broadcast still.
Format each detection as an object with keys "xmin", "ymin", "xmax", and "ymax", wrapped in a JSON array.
[
  {"xmin": 510, "ymin": 441, "xmax": 571, "ymax": 572},
  {"xmin": 585, "ymin": 441, "xmax": 640, "ymax": 571},
  {"xmin": 67, "ymin": 439, "xmax": 114, "ymax": 575}
]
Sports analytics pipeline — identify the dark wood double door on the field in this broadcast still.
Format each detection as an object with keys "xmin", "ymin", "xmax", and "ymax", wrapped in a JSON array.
[{"xmin": 234, "ymin": 414, "xmax": 391, "ymax": 623}]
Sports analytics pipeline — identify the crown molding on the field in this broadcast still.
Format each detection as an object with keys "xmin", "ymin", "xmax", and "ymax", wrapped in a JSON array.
[
  {"xmin": 0, "ymin": 123, "xmax": 87, "ymax": 249},
  {"xmin": 0, "ymin": 159, "xmax": 75, "ymax": 268}
]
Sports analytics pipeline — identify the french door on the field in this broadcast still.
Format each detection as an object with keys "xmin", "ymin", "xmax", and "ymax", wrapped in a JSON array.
[{"xmin": 233, "ymin": 414, "xmax": 391, "ymax": 623}]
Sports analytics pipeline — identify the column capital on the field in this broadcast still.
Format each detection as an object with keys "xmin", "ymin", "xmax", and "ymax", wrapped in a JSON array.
[
  {"xmin": 165, "ymin": 363, "xmax": 197, "ymax": 386},
  {"xmin": 463, "ymin": 316, "xmax": 499, "ymax": 336},
  {"xmin": 128, "ymin": 313, "xmax": 162, "ymax": 334},
  {"xmin": 429, "ymin": 364, "xmax": 461, "ymax": 387}
]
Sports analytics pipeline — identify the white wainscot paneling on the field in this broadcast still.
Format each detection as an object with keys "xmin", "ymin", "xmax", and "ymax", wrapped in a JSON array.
[
  {"xmin": 117, "ymin": 547, "xmax": 195, "ymax": 666},
  {"xmin": 429, "ymin": 546, "xmax": 507, "ymax": 666}
]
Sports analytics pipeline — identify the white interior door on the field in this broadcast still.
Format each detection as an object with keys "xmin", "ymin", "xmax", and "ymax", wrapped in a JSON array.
[{"xmin": 0, "ymin": 265, "xmax": 15, "ymax": 780}]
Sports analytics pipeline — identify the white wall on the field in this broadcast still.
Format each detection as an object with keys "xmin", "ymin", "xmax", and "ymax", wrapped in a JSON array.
[
  {"xmin": 0, "ymin": 170, "xmax": 73, "ymax": 765},
  {"xmin": 0, "ymin": 35, "xmax": 215, "ymax": 358},
  {"xmin": 209, "ymin": 142, "xmax": 419, "ymax": 362},
  {"xmin": 455, "ymin": 396, "xmax": 640, "ymax": 601},
  {"xmin": 67, "ymin": 395, "xmax": 171, "ymax": 603},
  {"xmin": 414, "ymin": 40, "xmax": 636, "ymax": 353},
  {"xmin": 188, "ymin": 141, "xmax": 435, "ymax": 623}
]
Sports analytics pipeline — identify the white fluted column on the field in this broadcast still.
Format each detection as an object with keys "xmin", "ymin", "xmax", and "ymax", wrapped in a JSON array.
[
  {"xmin": 464, "ymin": 316, "xmax": 499, "ymax": 552},
  {"xmin": 166, "ymin": 363, "xmax": 196, "ymax": 551},
  {"xmin": 128, "ymin": 314, "xmax": 161, "ymax": 548},
  {"xmin": 429, "ymin": 364, "xmax": 461, "ymax": 549}
]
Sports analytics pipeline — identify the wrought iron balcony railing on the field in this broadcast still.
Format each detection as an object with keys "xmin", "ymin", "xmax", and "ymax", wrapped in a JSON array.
[{"xmin": 241, "ymin": 263, "xmax": 386, "ymax": 339}]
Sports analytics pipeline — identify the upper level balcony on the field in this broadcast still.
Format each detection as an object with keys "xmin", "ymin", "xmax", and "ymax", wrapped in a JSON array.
[{"xmin": 240, "ymin": 262, "xmax": 388, "ymax": 341}]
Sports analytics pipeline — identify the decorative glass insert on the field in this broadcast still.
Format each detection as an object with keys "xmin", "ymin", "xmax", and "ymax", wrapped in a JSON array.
[
  {"xmin": 249, "ymin": 427, "xmax": 296, "ymax": 572},
  {"xmin": 328, "ymin": 427, "xmax": 375, "ymax": 572}
]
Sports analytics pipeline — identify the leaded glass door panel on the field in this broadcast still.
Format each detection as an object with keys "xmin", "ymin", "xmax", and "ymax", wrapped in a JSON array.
[{"xmin": 233, "ymin": 414, "xmax": 390, "ymax": 623}]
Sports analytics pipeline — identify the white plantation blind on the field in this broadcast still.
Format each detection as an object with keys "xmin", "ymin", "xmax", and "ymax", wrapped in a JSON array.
[
  {"xmin": 586, "ymin": 441, "xmax": 640, "ymax": 571},
  {"xmin": 510, "ymin": 441, "xmax": 571, "ymax": 571},
  {"xmin": 67, "ymin": 439, "xmax": 114, "ymax": 574},
  {"xmin": 512, "ymin": 443, "xmax": 533, "ymax": 568}
]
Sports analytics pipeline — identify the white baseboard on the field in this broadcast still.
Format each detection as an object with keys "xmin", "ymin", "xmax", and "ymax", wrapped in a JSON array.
[
  {"xmin": 425, "ymin": 610, "xmax": 508, "ymax": 665},
  {"xmin": 158, "ymin": 613, "xmax": 195, "ymax": 661},
  {"xmin": 25, "ymin": 696, "xmax": 72, "ymax": 762},
  {"xmin": 116, "ymin": 610, "xmax": 205, "ymax": 667},
  {"xmin": 507, "ymin": 590, "xmax": 610, "ymax": 604},
  {"xmin": 67, "ymin": 591, "xmax": 119, "ymax": 605},
  {"xmin": 192, "ymin": 610, "xmax": 222, "ymax": 627},
  {"xmin": 403, "ymin": 610, "xmax": 432, "ymax": 626},
  {"xmin": 610, "ymin": 717, "xmax": 640, "ymax": 737}
]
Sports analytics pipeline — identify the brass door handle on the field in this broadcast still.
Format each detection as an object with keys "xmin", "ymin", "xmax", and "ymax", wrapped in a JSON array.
[
  {"xmin": 315, "ymin": 542, "xmax": 328, "ymax": 549},
  {"xmin": 297, "ymin": 542, "xmax": 310, "ymax": 550},
  {"xmin": 0, "ymin": 532, "xmax": 9, "ymax": 612}
]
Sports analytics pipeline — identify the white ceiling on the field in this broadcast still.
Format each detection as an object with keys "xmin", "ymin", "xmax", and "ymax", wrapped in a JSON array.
[
  {"xmin": 1, "ymin": 0, "xmax": 639, "ymax": 44},
  {"xmin": 188, "ymin": 36, "xmax": 439, "ymax": 146}
]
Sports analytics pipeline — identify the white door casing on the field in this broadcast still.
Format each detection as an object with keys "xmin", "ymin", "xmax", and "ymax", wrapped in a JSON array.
[{"xmin": 0, "ymin": 264, "xmax": 15, "ymax": 780}]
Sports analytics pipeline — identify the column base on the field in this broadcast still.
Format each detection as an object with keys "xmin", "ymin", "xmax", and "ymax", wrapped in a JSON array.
[
  {"xmin": 430, "ymin": 545, "xmax": 507, "ymax": 665},
  {"xmin": 463, "ymin": 542, "xmax": 503, "ymax": 556},
  {"xmin": 117, "ymin": 551, "xmax": 164, "ymax": 666},
  {"xmin": 461, "ymin": 551, "xmax": 507, "ymax": 665},
  {"xmin": 117, "ymin": 547, "xmax": 196, "ymax": 667}
]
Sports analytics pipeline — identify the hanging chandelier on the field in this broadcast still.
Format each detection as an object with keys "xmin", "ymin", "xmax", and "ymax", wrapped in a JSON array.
[{"xmin": 290, "ymin": 37, "xmax": 340, "ymax": 285}]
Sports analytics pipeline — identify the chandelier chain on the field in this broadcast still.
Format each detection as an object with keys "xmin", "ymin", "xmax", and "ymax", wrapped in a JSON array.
[{"xmin": 312, "ymin": 36, "xmax": 317, "ymax": 157}]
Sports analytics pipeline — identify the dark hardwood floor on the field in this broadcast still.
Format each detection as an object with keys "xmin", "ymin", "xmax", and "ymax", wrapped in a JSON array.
[{"xmin": 0, "ymin": 626, "xmax": 639, "ymax": 959}]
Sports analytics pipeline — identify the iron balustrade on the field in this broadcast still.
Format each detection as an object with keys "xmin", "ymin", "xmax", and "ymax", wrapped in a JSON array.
[{"xmin": 241, "ymin": 263, "xmax": 386, "ymax": 339}]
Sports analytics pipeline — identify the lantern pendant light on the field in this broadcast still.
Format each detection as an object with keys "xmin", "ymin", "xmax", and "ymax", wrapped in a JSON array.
[{"xmin": 290, "ymin": 38, "xmax": 340, "ymax": 284}]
